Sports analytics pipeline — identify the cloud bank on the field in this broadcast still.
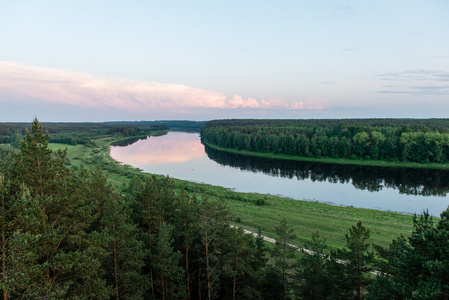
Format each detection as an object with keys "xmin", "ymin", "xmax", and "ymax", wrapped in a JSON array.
[
  {"xmin": 377, "ymin": 70, "xmax": 449, "ymax": 95},
  {"xmin": 0, "ymin": 61, "xmax": 321, "ymax": 120}
]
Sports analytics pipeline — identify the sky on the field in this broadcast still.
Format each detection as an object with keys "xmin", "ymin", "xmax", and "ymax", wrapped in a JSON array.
[{"xmin": 1, "ymin": 0, "xmax": 448, "ymax": 122}]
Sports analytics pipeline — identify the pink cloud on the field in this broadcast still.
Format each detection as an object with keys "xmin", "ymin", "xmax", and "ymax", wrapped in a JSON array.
[
  {"xmin": 289, "ymin": 98, "xmax": 325, "ymax": 110},
  {"xmin": 0, "ymin": 61, "xmax": 325, "ymax": 114}
]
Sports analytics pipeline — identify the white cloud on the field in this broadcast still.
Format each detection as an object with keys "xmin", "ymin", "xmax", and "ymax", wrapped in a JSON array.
[{"xmin": 0, "ymin": 61, "xmax": 324, "ymax": 116}]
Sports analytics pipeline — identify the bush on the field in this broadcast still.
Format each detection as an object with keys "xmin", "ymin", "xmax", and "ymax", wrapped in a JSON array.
[{"xmin": 256, "ymin": 198, "xmax": 266, "ymax": 206}]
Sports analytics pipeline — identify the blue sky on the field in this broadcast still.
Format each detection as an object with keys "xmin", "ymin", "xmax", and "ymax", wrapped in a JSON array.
[{"xmin": 1, "ymin": 0, "xmax": 448, "ymax": 121}]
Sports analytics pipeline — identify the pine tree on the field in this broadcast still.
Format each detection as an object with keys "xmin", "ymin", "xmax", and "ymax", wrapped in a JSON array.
[
  {"xmin": 197, "ymin": 197, "xmax": 230, "ymax": 300},
  {"xmin": 153, "ymin": 221, "xmax": 184, "ymax": 300},
  {"xmin": 369, "ymin": 208, "xmax": 449, "ymax": 299},
  {"xmin": 103, "ymin": 194, "xmax": 147, "ymax": 299},
  {"xmin": 173, "ymin": 188, "xmax": 200, "ymax": 300},
  {"xmin": 130, "ymin": 175, "xmax": 163, "ymax": 296},
  {"xmin": 0, "ymin": 174, "xmax": 40, "ymax": 300},
  {"xmin": 273, "ymin": 217, "xmax": 297, "ymax": 300},
  {"xmin": 11, "ymin": 119, "xmax": 105, "ymax": 298},
  {"xmin": 342, "ymin": 221, "xmax": 373, "ymax": 300},
  {"xmin": 85, "ymin": 165, "xmax": 115, "ymax": 232},
  {"xmin": 296, "ymin": 231, "xmax": 332, "ymax": 300},
  {"xmin": 224, "ymin": 226, "xmax": 263, "ymax": 300}
]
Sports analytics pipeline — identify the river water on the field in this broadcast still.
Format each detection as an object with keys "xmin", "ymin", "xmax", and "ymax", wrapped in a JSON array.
[{"xmin": 110, "ymin": 131, "xmax": 449, "ymax": 216}]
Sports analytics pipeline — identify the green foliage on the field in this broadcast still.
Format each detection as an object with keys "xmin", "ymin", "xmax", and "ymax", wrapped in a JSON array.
[
  {"xmin": 295, "ymin": 231, "xmax": 333, "ymax": 299},
  {"xmin": 1, "ymin": 118, "xmax": 110, "ymax": 299},
  {"xmin": 4, "ymin": 119, "xmax": 449, "ymax": 299},
  {"xmin": 369, "ymin": 208, "xmax": 449, "ymax": 299},
  {"xmin": 201, "ymin": 118, "xmax": 449, "ymax": 164},
  {"xmin": 273, "ymin": 218, "xmax": 297, "ymax": 300},
  {"xmin": 153, "ymin": 222, "xmax": 184, "ymax": 299},
  {"xmin": 103, "ymin": 194, "xmax": 147, "ymax": 299},
  {"xmin": 341, "ymin": 221, "xmax": 374, "ymax": 300}
]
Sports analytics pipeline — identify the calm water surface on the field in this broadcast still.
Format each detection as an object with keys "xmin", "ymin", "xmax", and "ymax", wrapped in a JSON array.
[{"xmin": 110, "ymin": 132, "xmax": 449, "ymax": 216}]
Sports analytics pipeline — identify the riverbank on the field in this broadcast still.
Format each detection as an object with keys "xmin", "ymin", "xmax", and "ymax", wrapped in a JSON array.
[
  {"xmin": 203, "ymin": 141, "xmax": 449, "ymax": 170},
  {"xmin": 49, "ymin": 134, "xmax": 416, "ymax": 250}
]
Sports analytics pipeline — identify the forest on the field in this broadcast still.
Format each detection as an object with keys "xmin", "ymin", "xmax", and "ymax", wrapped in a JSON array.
[
  {"xmin": 201, "ymin": 119, "xmax": 449, "ymax": 165},
  {"xmin": 1, "ymin": 119, "xmax": 449, "ymax": 299}
]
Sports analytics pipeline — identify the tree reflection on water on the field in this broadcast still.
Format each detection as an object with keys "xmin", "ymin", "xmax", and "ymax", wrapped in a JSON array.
[{"xmin": 204, "ymin": 145, "xmax": 449, "ymax": 197}]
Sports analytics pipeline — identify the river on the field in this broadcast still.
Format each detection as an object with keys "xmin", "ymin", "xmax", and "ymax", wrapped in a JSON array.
[{"xmin": 110, "ymin": 131, "xmax": 449, "ymax": 216}]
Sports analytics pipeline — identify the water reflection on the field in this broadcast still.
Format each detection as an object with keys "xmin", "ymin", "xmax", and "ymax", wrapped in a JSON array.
[
  {"xmin": 204, "ymin": 145, "xmax": 449, "ymax": 197},
  {"xmin": 111, "ymin": 132, "xmax": 206, "ymax": 165},
  {"xmin": 110, "ymin": 137, "xmax": 148, "ymax": 147},
  {"xmin": 109, "ymin": 132, "xmax": 449, "ymax": 215}
]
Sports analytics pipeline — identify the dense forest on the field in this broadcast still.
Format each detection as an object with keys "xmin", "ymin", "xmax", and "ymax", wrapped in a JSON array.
[
  {"xmin": 0, "ymin": 120, "xmax": 205, "ymax": 147},
  {"xmin": 1, "ymin": 120, "xmax": 449, "ymax": 299},
  {"xmin": 0, "ymin": 122, "xmax": 169, "ymax": 148},
  {"xmin": 201, "ymin": 119, "xmax": 449, "ymax": 164}
]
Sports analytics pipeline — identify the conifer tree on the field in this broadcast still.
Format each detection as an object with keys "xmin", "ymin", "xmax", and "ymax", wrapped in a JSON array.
[
  {"xmin": 85, "ymin": 165, "xmax": 115, "ymax": 232},
  {"xmin": 296, "ymin": 231, "xmax": 332, "ymax": 300},
  {"xmin": 103, "ymin": 194, "xmax": 147, "ymax": 300},
  {"xmin": 0, "ymin": 174, "xmax": 40, "ymax": 300},
  {"xmin": 274, "ymin": 217, "xmax": 297, "ymax": 300},
  {"xmin": 130, "ymin": 175, "xmax": 163, "ymax": 296},
  {"xmin": 369, "ymin": 209, "xmax": 449, "ymax": 299},
  {"xmin": 254, "ymin": 227, "xmax": 266, "ymax": 264},
  {"xmin": 11, "ymin": 119, "xmax": 105, "ymax": 298},
  {"xmin": 342, "ymin": 221, "xmax": 373, "ymax": 300},
  {"xmin": 223, "ymin": 226, "xmax": 263, "ymax": 300},
  {"xmin": 173, "ymin": 188, "xmax": 200, "ymax": 300},
  {"xmin": 153, "ymin": 221, "xmax": 184, "ymax": 300},
  {"xmin": 197, "ymin": 197, "xmax": 230, "ymax": 300}
]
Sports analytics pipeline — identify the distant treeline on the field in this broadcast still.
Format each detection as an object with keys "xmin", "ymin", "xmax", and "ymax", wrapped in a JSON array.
[
  {"xmin": 0, "ymin": 120, "xmax": 205, "ymax": 146},
  {"xmin": 201, "ymin": 119, "xmax": 449, "ymax": 164},
  {"xmin": 104, "ymin": 120, "xmax": 206, "ymax": 132},
  {"xmin": 0, "ymin": 122, "xmax": 169, "ymax": 146}
]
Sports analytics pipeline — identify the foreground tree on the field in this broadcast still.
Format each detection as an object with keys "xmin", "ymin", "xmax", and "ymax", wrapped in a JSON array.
[
  {"xmin": 341, "ymin": 221, "xmax": 373, "ymax": 300},
  {"xmin": 197, "ymin": 197, "xmax": 230, "ymax": 300},
  {"xmin": 296, "ymin": 231, "xmax": 333, "ymax": 300},
  {"xmin": 224, "ymin": 226, "xmax": 264, "ymax": 300},
  {"xmin": 273, "ymin": 218, "xmax": 297, "ymax": 300},
  {"xmin": 2, "ymin": 119, "xmax": 110, "ymax": 298},
  {"xmin": 103, "ymin": 193, "xmax": 147, "ymax": 299},
  {"xmin": 153, "ymin": 221, "xmax": 184, "ymax": 300},
  {"xmin": 0, "ymin": 173, "xmax": 40, "ymax": 300},
  {"xmin": 173, "ymin": 189, "xmax": 200, "ymax": 300},
  {"xmin": 369, "ymin": 209, "xmax": 449, "ymax": 299}
]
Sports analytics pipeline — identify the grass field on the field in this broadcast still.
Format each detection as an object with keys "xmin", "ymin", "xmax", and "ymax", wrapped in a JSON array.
[
  {"xmin": 49, "ymin": 136, "xmax": 419, "ymax": 251},
  {"xmin": 172, "ymin": 179, "xmax": 414, "ymax": 250}
]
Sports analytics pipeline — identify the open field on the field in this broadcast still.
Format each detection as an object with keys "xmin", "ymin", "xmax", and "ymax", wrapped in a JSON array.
[
  {"xmin": 49, "ymin": 134, "xmax": 418, "ymax": 251},
  {"xmin": 174, "ymin": 179, "xmax": 414, "ymax": 250}
]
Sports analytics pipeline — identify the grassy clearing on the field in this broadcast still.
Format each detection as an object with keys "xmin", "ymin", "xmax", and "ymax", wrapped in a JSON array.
[
  {"xmin": 50, "ymin": 136, "xmax": 417, "ymax": 251},
  {"xmin": 49, "ymin": 137, "xmax": 146, "ymax": 188},
  {"xmin": 204, "ymin": 142, "xmax": 449, "ymax": 170},
  {"xmin": 174, "ymin": 180, "xmax": 414, "ymax": 250}
]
